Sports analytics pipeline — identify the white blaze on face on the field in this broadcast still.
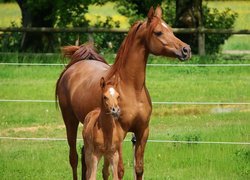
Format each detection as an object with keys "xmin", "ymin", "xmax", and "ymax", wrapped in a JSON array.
[
  {"xmin": 109, "ymin": 87, "xmax": 115, "ymax": 97},
  {"xmin": 161, "ymin": 22, "xmax": 169, "ymax": 30}
]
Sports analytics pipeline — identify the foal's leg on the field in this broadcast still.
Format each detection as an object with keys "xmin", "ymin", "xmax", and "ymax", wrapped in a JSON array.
[
  {"xmin": 110, "ymin": 151, "xmax": 120, "ymax": 180},
  {"xmin": 134, "ymin": 127, "xmax": 149, "ymax": 180},
  {"xmin": 102, "ymin": 157, "xmax": 110, "ymax": 180},
  {"xmin": 118, "ymin": 143, "xmax": 124, "ymax": 179},
  {"xmin": 85, "ymin": 150, "xmax": 100, "ymax": 180}
]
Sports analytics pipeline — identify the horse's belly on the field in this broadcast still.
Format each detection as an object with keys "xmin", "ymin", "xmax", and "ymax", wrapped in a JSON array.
[{"xmin": 61, "ymin": 61, "xmax": 110, "ymax": 122}]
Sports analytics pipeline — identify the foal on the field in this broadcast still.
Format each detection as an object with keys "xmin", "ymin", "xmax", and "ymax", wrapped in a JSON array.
[{"xmin": 82, "ymin": 77, "xmax": 123, "ymax": 180}]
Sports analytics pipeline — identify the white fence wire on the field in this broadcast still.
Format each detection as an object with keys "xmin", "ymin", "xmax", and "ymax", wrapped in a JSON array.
[
  {"xmin": 0, "ymin": 99, "xmax": 250, "ymax": 105},
  {"xmin": 1, "ymin": 62, "xmax": 250, "ymax": 67},
  {"xmin": 0, "ymin": 136, "xmax": 249, "ymax": 145}
]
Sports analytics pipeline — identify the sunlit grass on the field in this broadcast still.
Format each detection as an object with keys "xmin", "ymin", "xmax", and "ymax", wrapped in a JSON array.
[
  {"xmin": 223, "ymin": 35, "xmax": 250, "ymax": 50},
  {"xmin": 0, "ymin": 56, "xmax": 249, "ymax": 179},
  {"xmin": 205, "ymin": 1, "xmax": 250, "ymax": 50},
  {"xmin": 205, "ymin": 0, "xmax": 250, "ymax": 29},
  {"xmin": 0, "ymin": 3, "xmax": 21, "ymax": 27}
]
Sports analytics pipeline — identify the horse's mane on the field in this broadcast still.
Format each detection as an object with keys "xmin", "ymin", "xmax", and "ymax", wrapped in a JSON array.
[
  {"xmin": 106, "ymin": 21, "xmax": 143, "ymax": 79},
  {"xmin": 55, "ymin": 42, "xmax": 107, "ymax": 107}
]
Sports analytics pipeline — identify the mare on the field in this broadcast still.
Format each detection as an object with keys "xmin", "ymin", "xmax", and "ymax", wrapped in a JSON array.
[
  {"xmin": 82, "ymin": 77, "xmax": 122, "ymax": 180},
  {"xmin": 55, "ymin": 6, "xmax": 191, "ymax": 180}
]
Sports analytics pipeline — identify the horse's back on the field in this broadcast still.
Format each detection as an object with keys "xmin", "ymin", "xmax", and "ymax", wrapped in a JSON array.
[{"xmin": 57, "ymin": 60, "xmax": 109, "ymax": 122}]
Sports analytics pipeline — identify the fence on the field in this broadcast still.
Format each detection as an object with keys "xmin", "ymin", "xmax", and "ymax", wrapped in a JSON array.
[
  {"xmin": 0, "ymin": 62, "xmax": 249, "ymax": 145},
  {"xmin": 0, "ymin": 27, "xmax": 250, "ymax": 55}
]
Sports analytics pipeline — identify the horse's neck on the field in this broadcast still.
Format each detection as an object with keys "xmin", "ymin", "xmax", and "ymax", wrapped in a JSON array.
[
  {"xmin": 99, "ymin": 110, "xmax": 115, "ymax": 132},
  {"xmin": 119, "ymin": 39, "xmax": 148, "ymax": 90}
]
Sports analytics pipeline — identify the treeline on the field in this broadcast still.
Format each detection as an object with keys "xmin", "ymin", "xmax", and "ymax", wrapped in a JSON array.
[{"xmin": 0, "ymin": 0, "xmax": 238, "ymax": 54}]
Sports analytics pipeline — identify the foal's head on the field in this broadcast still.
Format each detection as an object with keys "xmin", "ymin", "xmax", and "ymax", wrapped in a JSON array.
[
  {"xmin": 100, "ymin": 77, "xmax": 120, "ymax": 119},
  {"xmin": 142, "ymin": 6, "xmax": 191, "ymax": 61}
]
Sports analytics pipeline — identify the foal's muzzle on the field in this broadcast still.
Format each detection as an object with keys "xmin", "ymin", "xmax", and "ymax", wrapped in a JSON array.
[{"xmin": 110, "ymin": 107, "xmax": 120, "ymax": 119}]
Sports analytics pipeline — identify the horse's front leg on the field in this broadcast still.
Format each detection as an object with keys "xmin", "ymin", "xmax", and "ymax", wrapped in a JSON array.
[{"xmin": 133, "ymin": 127, "xmax": 149, "ymax": 180}]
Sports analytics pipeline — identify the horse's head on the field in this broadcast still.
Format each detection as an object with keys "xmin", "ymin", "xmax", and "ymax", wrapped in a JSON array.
[
  {"xmin": 100, "ymin": 77, "xmax": 120, "ymax": 119},
  {"xmin": 142, "ymin": 6, "xmax": 191, "ymax": 61}
]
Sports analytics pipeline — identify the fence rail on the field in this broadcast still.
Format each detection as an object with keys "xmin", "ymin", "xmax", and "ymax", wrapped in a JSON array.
[
  {"xmin": 0, "ymin": 99, "xmax": 250, "ymax": 105},
  {"xmin": 1, "ymin": 27, "xmax": 250, "ymax": 55},
  {"xmin": 0, "ymin": 27, "xmax": 250, "ymax": 34}
]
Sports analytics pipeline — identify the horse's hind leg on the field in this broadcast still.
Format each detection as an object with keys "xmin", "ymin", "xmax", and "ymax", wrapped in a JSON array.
[
  {"xmin": 61, "ymin": 108, "xmax": 79, "ymax": 180},
  {"xmin": 81, "ymin": 145, "xmax": 87, "ymax": 180}
]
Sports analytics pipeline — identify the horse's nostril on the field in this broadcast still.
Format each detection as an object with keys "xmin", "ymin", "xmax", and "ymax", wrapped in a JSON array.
[{"xmin": 182, "ymin": 47, "xmax": 188, "ymax": 55}]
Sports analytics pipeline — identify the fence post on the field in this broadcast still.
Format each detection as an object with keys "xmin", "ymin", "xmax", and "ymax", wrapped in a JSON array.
[{"xmin": 198, "ymin": 27, "xmax": 205, "ymax": 56}]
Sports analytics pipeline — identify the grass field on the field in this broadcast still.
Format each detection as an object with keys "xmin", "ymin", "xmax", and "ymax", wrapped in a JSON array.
[{"xmin": 0, "ymin": 55, "xmax": 249, "ymax": 179}]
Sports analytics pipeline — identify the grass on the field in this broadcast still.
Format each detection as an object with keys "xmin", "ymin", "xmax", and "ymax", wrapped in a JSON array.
[
  {"xmin": 0, "ymin": 3, "xmax": 21, "ymax": 27},
  {"xmin": 86, "ymin": 2, "xmax": 129, "ymax": 29},
  {"xmin": 0, "ymin": 55, "xmax": 249, "ymax": 179}
]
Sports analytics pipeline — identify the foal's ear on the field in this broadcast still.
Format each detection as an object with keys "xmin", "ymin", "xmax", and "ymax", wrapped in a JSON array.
[
  {"xmin": 155, "ymin": 5, "xmax": 162, "ymax": 19},
  {"xmin": 147, "ymin": 6, "xmax": 155, "ymax": 24},
  {"xmin": 100, "ymin": 77, "xmax": 106, "ymax": 89}
]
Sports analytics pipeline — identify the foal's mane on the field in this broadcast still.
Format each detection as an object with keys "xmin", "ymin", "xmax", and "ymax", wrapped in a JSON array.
[{"xmin": 106, "ymin": 21, "xmax": 143, "ymax": 79}]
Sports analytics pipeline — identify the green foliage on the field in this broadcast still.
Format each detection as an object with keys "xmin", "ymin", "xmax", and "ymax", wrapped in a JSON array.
[
  {"xmin": 0, "ymin": 22, "xmax": 21, "ymax": 52},
  {"xmin": 203, "ymin": 5, "xmax": 238, "ymax": 54},
  {"xmin": 91, "ymin": 16, "xmax": 124, "ymax": 52},
  {"xmin": 115, "ymin": 1, "xmax": 238, "ymax": 54},
  {"xmin": 115, "ymin": 0, "xmax": 175, "ymax": 25}
]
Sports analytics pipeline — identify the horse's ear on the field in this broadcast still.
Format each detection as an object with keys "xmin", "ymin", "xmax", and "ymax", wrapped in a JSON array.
[
  {"xmin": 147, "ymin": 6, "xmax": 154, "ymax": 24},
  {"xmin": 100, "ymin": 77, "xmax": 106, "ymax": 89},
  {"xmin": 155, "ymin": 5, "xmax": 162, "ymax": 19}
]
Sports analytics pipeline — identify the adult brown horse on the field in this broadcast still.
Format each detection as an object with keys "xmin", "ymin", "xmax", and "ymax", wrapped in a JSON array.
[{"xmin": 56, "ymin": 6, "xmax": 191, "ymax": 180}]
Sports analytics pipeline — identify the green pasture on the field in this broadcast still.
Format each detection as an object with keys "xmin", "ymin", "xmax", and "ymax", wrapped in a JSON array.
[{"xmin": 0, "ymin": 55, "xmax": 249, "ymax": 179}]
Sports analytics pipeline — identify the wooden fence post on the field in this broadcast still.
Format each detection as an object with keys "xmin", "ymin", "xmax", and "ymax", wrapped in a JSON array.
[{"xmin": 198, "ymin": 27, "xmax": 205, "ymax": 56}]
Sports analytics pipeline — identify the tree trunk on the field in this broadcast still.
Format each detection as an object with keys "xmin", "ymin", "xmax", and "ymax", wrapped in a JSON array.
[
  {"xmin": 16, "ymin": 0, "xmax": 55, "ymax": 52},
  {"xmin": 175, "ymin": 0, "xmax": 203, "ymax": 54}
]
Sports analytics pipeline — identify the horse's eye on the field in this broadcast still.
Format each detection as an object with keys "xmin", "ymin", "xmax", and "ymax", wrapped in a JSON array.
[
  {"xmin": 103, "ymin": 96, "xmax": 108, "ymax": 100},
  {"xmin": 154, "ymin": 31, "xmax": 162, "ymax": 36}
]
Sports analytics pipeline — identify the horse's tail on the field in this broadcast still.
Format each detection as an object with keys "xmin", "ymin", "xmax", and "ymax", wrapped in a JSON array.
[
  {"xmin": 55, "ymin": 42, "xmax": 107, "ymax": 108},
  {"xmin": 61, "ymin": 42, "xmax": 108, "ymax": 64}
]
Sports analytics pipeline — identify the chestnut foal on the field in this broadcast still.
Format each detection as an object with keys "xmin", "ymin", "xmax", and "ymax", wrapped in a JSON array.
[{"xmin": 82, "ymin": 77, "xmax": 124, "ymax": 180}]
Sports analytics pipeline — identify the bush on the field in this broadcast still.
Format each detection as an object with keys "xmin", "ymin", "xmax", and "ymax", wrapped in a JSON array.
[
  {"xmin": 92, "ymin": 16, "xmax": 125, "ymax": 52},
  {"xmin": 203, "ymin": 5, "xmax": 238, "ymax": 54}
]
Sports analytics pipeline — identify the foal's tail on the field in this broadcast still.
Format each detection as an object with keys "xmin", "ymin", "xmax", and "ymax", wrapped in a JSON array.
[{"xmin": 55, "ymin": 42, "xmax": 108, "ymax": 108}]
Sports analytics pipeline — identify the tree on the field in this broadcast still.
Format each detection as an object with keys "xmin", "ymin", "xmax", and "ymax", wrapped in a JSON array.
[
  {"xmin": 175, "ymin": 0, "xmax": 203, "ymax": 54},
  {"xmin": 16, "ymin": 0, "xmax": 91, "ymax": 52}
]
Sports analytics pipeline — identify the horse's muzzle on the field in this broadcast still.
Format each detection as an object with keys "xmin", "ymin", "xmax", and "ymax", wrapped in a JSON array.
[{"xmin": 179, "ymin": 45, "xmax": 191, "ymax": 61}]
